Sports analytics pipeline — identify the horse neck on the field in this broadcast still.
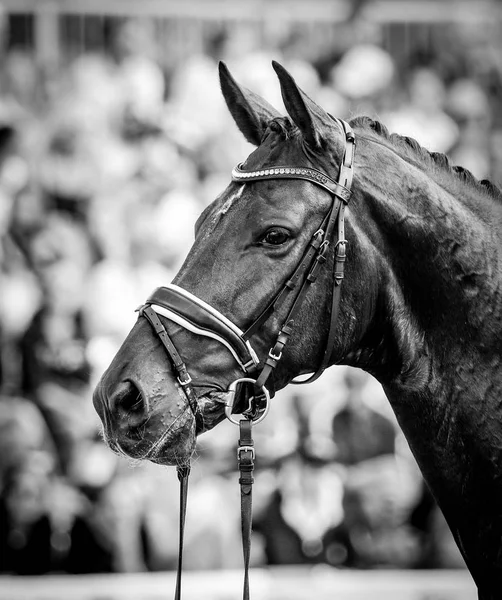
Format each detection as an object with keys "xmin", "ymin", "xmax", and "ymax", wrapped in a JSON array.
[
  {"xmin": 351, "ymin": 139, "xmax": 502, "ymax": 387},
  {"xmin": 349, "ymin": 138, "xmax": 502, "ymax": 584}
]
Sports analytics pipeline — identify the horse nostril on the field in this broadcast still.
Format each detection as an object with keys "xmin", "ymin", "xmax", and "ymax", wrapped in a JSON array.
[{"xmin": 111, "ymin": 381, "xmax": 148, "ymax": 429}]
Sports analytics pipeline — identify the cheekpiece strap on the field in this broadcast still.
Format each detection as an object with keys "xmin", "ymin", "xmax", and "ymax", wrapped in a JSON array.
[{"xmin": 232, "ymin": 118, "xmax": 356, "ymax": 390}]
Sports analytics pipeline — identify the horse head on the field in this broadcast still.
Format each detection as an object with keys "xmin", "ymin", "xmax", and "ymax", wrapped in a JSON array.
[{"xmin": 93, "ymin": 61, "xmax": 377, "ymax": 466}]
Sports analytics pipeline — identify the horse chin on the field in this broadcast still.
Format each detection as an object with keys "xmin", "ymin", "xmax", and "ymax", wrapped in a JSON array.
[
  {"xmin": 146, "ymin": 413, "xmax": 197, "ymax": 466},
  {"xmin": 118, "ymin": 412, "xmax": 196, "ymax": 467}
]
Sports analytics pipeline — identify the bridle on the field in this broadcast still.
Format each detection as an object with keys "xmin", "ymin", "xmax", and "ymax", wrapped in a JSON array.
[{"xmin": 137, "ymin": 118, "xmax": 356, "ymax": 599}]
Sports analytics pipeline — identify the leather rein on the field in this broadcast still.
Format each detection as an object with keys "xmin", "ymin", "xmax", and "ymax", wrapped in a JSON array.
[{"xmin": 137, "ymin": 118, "xmax": 355, "ymax": 599}]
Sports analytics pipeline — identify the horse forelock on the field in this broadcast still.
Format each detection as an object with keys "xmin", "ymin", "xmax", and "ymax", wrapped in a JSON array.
[
  {"xmin": 268, "ymin": 116, "xmax": 296, "ymax": 139},
  {"xmin": 351, "ymin": 115, "xmax": 502, "ymax": 203}
]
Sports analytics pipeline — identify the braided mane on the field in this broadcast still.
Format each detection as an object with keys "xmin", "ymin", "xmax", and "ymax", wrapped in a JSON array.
[{"xmin": 350, "ymin": 115, "xmax": 502, "ymax": 201}]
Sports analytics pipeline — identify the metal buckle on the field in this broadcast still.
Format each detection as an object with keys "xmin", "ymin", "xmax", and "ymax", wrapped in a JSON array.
[
  {"xmin": 237, "ymin": 445, "xmax": 255, "ymax": 460},
  {"xmin": 318, "ymin": 240, "xmax": 330, "ymax": 257},
  {"xmin": 177, "ymin": 372, "xmax": 192, "ymax": 386},
  {"xmin": 334, "ymin": 239, "xmax": 347, "ymax": 254},
  {"xmin": 225, "ymin": 377, "xmax": 270, "ymax": 425},
  {"xmin": 268, "ymin": 348, "xmax": 282, "ymax": 362}
]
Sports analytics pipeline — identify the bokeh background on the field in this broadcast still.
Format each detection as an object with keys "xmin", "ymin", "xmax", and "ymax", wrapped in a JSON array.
[{"xmin": 0, "ymin": 0, "xmax": 499, "ymax": 596}]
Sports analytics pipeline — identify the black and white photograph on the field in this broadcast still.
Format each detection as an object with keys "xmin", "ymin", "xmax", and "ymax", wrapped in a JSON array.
[{"xmin": 0, "ymin": 1, "xmax": 500, "ymax": 598}]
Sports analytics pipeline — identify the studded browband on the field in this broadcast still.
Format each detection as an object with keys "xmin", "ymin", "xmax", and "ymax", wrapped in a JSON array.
[{"xmin": 231, "ymin": 164, "xmax": 352, "ymax": 204}]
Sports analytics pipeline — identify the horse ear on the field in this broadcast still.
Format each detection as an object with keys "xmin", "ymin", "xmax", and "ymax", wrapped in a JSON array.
[
  {"xmin": 219, "ymin": 61, "xmax": 281, "ymax": 146},
  {"xmin": 272, "ymin": 60, "xmax": 329, "ymax": 149}
]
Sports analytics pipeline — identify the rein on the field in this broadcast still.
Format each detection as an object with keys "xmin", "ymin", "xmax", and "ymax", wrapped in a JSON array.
[{"xmin": 137, "ymin": 118, "xmax": 355, "ymax": 599}]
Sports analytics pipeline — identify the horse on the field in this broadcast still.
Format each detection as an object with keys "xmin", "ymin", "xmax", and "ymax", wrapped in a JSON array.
[{"xmin": 93, "ymin": 61, "xmax": 502, "ymax": 599}]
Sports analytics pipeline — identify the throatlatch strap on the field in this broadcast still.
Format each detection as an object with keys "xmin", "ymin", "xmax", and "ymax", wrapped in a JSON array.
[
  {"xmin": 238, "ymin": 418, "xmax": 254, "ymax": 600},
  {"xmin": 175, "ymin": 465, "xmax": 190, "ymax": 600}
]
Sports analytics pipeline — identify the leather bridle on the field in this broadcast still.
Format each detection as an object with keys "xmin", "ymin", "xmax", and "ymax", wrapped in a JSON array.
[{"xmin": 137, "ymin": 118, "xmax": 356, "ymax": 599}]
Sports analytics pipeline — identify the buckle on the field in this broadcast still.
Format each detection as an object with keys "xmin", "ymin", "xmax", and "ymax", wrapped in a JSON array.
[
  {"xmin": 334, "ymin": 239, "xmax": 347, "ymax": 256},
  {"xmin": 268, "ymin": 348, "xmax": 282, "ymax": 362},
  {"xmin": 177, "ymin": 372, "xmax": 192, "ymax": 386},
  {"xmin": 318, "ymin": 240, "xmax": 330, "ymax": 256},
  {"xmin": 237, "ymin": 445, "xmax": 255, "ymax": 460}
]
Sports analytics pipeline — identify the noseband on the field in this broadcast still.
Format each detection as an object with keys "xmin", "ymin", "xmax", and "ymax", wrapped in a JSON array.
[{"xmin": 137, "ymin": 118, "xmax": 355, "ymax": 599}]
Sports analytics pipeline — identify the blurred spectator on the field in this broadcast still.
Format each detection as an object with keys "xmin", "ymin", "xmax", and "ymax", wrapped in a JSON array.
[
  {"xmin": 383, "ymin": 68, "xmax": 459, "ymax": 153},
  {"xmin": 332, "ymin": 454, "xmax": 421, "ymax": 569},
  {"xmin": 0, "ymin": 397, "xmax": 116, "ymax": 574},
  {"xmin": 20, "ymin": 214, "xmax": 95, "ymax": 475},
  {"xmin": 255, "ymin": 450, "xmax": 345, "ymax": 566},
  {"xmin": 446, "ymin": 78, "xmax": 492, "ymax": 179},
  {"xmin": 331, "ymin": 368, "xmax": 396, "ymax": 466}
]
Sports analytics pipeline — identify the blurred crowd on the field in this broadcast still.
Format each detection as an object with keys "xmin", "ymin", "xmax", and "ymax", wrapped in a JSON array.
[{"xmin": 2, "ymin": 6, "xmax": 501, "ymax": 576}]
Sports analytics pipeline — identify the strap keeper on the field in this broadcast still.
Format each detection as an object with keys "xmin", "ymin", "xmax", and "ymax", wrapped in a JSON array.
[
  {"xmin": 307, "ymin": 254, "xmax": 327, "ymax": 282},
  {"xmin": 151, "ymin": 318, "xmax": 168, "ymax": 336},
  {"xmin": 343, "ymin": 139, "xmax": 356, "ymax": 168},
  {"xmin": 309, "ymin": 229, "xmax": 324, "ymax": 249},
  {"xmin": 239, "ymin": 477, "xmax": 254, "ymax": 491},
  {"xmin": 334, "ymin": 183, "xmax": 352, "ymax": 204},
  {"xmin": 282, "ymin": 321, "xmax": 294, "ymax": 336},
  {"xmin": 243, "ymin": 359, "xmax": 257, "ymax": 372}
]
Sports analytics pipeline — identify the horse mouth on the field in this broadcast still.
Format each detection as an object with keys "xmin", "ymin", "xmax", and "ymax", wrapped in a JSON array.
[
  {"xmin": 140, "ymin": 406, "xmax": 196, "ymax": 465},
  {"xmin": 103, "ymin": 388, "xmax": 228, "ymax": 467}
]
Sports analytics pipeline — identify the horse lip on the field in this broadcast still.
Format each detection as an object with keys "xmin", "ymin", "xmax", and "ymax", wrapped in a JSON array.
[{"xmin": 114, "ymin": 414, "xmax": 196, "ymax": 466}]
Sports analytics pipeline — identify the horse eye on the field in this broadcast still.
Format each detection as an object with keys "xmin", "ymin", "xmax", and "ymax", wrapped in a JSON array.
[{"xmin": 262, "ymin": 228, "xmax": 290, "ymax": 246}]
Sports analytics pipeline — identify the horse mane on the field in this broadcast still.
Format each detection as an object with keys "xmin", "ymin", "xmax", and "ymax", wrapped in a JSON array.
[{"xmin": 350, "ymin": 115, "xmax": 502, "ymax": 202}]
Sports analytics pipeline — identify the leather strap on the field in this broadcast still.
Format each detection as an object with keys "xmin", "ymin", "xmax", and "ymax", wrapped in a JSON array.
[
  {"xmin": 254, "ymin": 193, "xmax": 345, "ymax": 392},
  {"xmin": 174, "ymin": 421, "xmax": 256, "ymax": 600},
  {"xmin": 238, "ymin": 418, "xmax": 254, "ymax": 600},
  {"xmin": 174, "ymin": 465, "xmax": 190, "ymax": 600},
  {"xmin": 140, "ymin": 305, "xmax": 203, "ymax": 433},
  {"xmin": 301, "ymin": 120, "xmax": 355, "ymax": 382},
  {"xmin": 247, "ymin": 120, "xmax": 356, "ymax": 390}
]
